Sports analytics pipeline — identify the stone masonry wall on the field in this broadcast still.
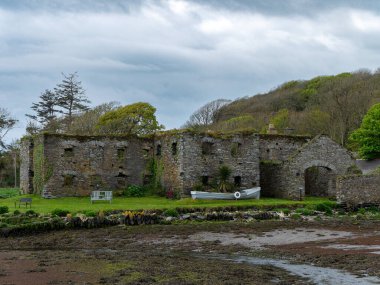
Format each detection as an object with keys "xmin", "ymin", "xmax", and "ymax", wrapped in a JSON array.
[
  {"xmin": 336, "ymin": 175, "xmax": 380, "ymax": 206},
  {"xmin": 280, "ymin": 135, "xmax": 355, "ymax": 200},
  {"xmin": 20, "ymin": 138, "xmax": 34, "ymax": 194},
  {"xmin": 42, "ymin": 134, "xmax": 153, "ymax": 197},
  {"xmin": 259, "ymin": 135, "xmax": 309, "ymax": 161},
  {"xmin": 179, "ymin": 133, "xmax": 260, "ymax": 195}
]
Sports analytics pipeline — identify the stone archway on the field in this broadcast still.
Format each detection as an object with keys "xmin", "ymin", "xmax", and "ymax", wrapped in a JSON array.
[{"xmin": 302, "ymin": 161, "xmax": 337, "ymax": 197}]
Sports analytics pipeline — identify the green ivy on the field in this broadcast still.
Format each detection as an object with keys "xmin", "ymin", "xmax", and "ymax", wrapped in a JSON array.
[{"xmin": 32, "ymin": 141, "xmax": 53, "ymax": 195}]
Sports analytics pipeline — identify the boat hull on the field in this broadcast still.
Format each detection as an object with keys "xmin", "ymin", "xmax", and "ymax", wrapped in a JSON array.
[{"xmin": 190, "ymin": 187, "xmax": 261, "ymax": 200}]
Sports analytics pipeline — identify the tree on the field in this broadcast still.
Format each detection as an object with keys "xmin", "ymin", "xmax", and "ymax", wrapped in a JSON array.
[
  {"xmin": 54, "ymin": 72, "xmax": 90, "ymax": 121},
  {"xmin": 26, "ymin": 89, "xmax": 61, "ymax": 125},
  {"xmin": 69, "ymin": 102, "xmax": 120, "ymax": 135},
  {"xmin": 0, "ymin": 109, "xmax": 17, "ymax": 148},
  {"xmin": 349, "ymin": 103, "xmax": 380, "ymax": 159},
  {"xmin": 270, "ymin": 109, "xmax": 290, "ymax": 132},
  {"xmin": 184, "ymin": 99, "xmax": 231, "ymax": 129},
  {"xmin": 96, "ymin": 102, "xmax": 164, "ymax": 136}
]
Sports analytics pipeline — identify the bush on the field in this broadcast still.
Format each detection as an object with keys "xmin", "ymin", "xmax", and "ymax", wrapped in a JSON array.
[
  {"xmin": 13, "ymin": 210, "xmax": 21, "ymax": 215},
  {"xmin": 51, "ymin": 209, "xmax": 70, "ymax": 217},
  {"xmin": 25, "ymin": 210, "xmax": 37, "ymax": 216},
  {"xmin": 123, "ymin": 185, "xmax": 147, "ymax": 197},
  {"xmin": 315, "ymin": 203, "xmax": 333, "ymax": 215},
  {"xmin": 163, "ymin": 209, "xmax": 179, "ymax": 217},
  {"xmin": 0, "ymin": 206, "xmax": 9, "ymax": 215}
]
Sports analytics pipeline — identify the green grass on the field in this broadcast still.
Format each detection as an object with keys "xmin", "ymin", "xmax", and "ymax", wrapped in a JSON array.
[
  {"xmin": 0, "ymin": 188, "xmax": 20, "ymax": 199},
  {"xmin": 0, "ymin": 189, "xmax": 333, "ymax": 214}
]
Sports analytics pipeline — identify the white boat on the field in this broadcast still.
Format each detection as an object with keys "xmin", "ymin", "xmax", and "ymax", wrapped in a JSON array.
[{"xmin": 190, "ymin": 187, "xmax": 261, "ymax": 200}]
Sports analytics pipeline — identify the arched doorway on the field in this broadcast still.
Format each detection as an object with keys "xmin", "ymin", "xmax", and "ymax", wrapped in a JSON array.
[
  {"xmin": 304, "ymin": 166, "xmax": 335, "ymax": 197},
  {"xmin": 302, "ymin": 160, "xmax": 337, "ymax": 197}
]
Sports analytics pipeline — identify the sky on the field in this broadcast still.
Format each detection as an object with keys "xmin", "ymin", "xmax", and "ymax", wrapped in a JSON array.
[{"xmin": 1, "ymin": 0, "xmax": 380, "ymax": 142}]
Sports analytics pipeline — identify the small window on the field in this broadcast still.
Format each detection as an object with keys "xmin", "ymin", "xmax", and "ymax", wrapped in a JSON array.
[
  {"xmin": 63, "ymin": 175, "xmax": 74, "ymax": 187},
  {"xmin": 201, "ymin": 142, "xmax": 213, "ymax": 155},
  {"xmin": 64, "ymin": 147, "xmax": 74, "ymax": 157},
  {"xmin": 171, "ymin": 142, "xmax": 177, "ymax": 156},
  {"xmin": 117, "ymin": 148, "xmax": 125, "ymax": 160},
  {"xmin": 201, "ymin": 176, "xmax": 209, "ymax": 186},
  {"xmin": 231, "ymin": 142, "xmax": 242, "ymax": 157},
  {"xmin": 234, "ymin": 176, "xmax": 242, "ymax": 187},
  {"xmin": 156, "ymin": 144, "xmax": 162, "ymax": 156}
]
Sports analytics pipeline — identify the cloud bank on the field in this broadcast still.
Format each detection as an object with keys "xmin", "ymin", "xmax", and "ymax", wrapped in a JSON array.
[{"xmin": 1, "ymin": 0, "xmax": 380, "ymax": 141}]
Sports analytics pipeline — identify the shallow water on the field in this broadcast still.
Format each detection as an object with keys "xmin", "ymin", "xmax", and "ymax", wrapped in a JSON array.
[{"xmin": 224, "ymin": 255, "xmax": 380, "ymax": 285}]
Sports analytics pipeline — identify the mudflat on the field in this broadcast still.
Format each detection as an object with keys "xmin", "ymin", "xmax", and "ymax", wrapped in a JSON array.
[{"xmin": 1, "ymin": 220, "xmax": 380, "ymax": 284}]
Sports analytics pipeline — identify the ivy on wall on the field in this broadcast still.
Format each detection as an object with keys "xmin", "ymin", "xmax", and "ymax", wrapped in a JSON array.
[{"xmin": 32, "ymin": 141, "xmax": 53, "ymax": 194}]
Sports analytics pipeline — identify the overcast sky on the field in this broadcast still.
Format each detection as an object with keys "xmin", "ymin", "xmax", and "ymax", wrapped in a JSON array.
[{"xmin": 1, "ymin": 0, "xmax": 380, "ymax": 142}]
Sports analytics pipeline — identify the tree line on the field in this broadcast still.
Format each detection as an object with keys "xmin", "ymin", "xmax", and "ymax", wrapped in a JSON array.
[{"xmin": 185, "ymin": 69, "xmax": 380, "ymax": 157}]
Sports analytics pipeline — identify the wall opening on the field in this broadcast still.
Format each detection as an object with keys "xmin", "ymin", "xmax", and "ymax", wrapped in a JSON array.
[
  {"xmin": 201, "ymin": 142, "xmax": 213, "ymax": 155},
  {"xmin": 156, "ymin": 144, "xmax": 162, "ymax": 156},
  {"xmin": 171, "ymin": 142, "xmax": 177, "ymax": 156},
  {"xmin": 117, "ymin": 148, "xmax": 126, "ymax": 160},
  {"xmin": 201, "ymin": 176, "xmax": 209, "ymax": 186},
  {"xmin": 63, "ymin": 174, "xmax": 74, "ymax": 187},
  {"xmin": 231, "ymin": 142, "xmax": 242, "ymax": 157},
  {"xmin": 64, "ymin": 147, "xmax": 74, "ymax": 157},
  {"xmin": 234, "ymin": 176, "xmax": 242, "ymax": 187},
  {"xmin": 304, "ymin": 166, "xmax": 335, "ymax": 197}
]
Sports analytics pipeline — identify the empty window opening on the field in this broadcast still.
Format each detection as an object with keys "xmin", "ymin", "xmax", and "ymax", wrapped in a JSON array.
[
  {"xmin": 202, "ymin": 176, "xmax": 209, "ymax": 186},
  {"xmin": 63, "ymin": 175, "xmax": 74, "ymax": 187},
  {"xmin": 117, "ymin": 148, "xmax": 126, "ymax": 160},
  {"xmin": 171, "ymin": 142, "xmax": 178, "ymax": 156},
  {"xmin": 156, "ymin": 144, "xmax": 162, "ymax": 156},
  {"xmin": 231, "ymin": 142, "xmax": 242, "ymax": 157},
  {"xmin": 234, "ymin": 176, "xmax": 242, "ymax": 187},
  {"xmin": 201, "ymin": 142, "xmax": 213, "ymax": 155},
  {"xmin": 64, "ymin": 147, "xmax": 74, "ymax": 157}
]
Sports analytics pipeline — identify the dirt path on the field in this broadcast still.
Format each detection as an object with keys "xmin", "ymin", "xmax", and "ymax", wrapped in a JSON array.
[{"xmin": 1, "ymin": 220, "xmax": 380, "ymax": 284}]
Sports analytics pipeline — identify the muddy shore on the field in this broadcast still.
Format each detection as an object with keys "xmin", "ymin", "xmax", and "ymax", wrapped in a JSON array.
[{"xmin": 1, "ymin": 219, "xmax": 380, "ymax": 284}]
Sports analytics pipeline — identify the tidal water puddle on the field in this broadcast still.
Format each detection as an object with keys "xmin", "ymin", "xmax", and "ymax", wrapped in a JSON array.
[
  {"xmin": 218, "ymin": 255, "xmax": 380, "ymax": 285},
  {"xmin": 187, "ymin": 228, "xmax": 354, "ymax": 249}
]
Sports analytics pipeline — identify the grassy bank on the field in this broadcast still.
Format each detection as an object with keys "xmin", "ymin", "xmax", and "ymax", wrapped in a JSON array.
[{"xmin": 0, "ymin": 190, "xmax": 333, "ymax": 214}]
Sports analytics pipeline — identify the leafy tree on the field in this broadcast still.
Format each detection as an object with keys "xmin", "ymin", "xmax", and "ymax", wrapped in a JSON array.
[
  {"xmin": 0, "ymin": 109, "xmax": 17, "ymax": 148},
  {"xmin": 69, "ymin": 102, "xmax": 120, "ymax": 135},
  {"xmin": 270, "ymin": 109, "xmax": 289, "ymax": 132},
  {"xmin": 96, "ymin": 102, "xmax": 164, "ymax": 136},
  {"xmin": 54, "ymin": 72, "xmax": 90, "ymax": 120},
  {"xmin": 26, "ymin": 89, "xmax": 61, "ymax": 125},
  {"xmin": 349, "ymin": 103, "xmax": 380, "ymax": 159}
]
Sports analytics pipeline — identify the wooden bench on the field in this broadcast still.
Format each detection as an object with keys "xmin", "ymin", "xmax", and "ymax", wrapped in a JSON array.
[
  {"xmin": 15, "ymin": 198, "xmax": 32, "ymax": 208},
  {"xmin": 90, "ymin": 191, "xmax": 112, "ymax": 204}
]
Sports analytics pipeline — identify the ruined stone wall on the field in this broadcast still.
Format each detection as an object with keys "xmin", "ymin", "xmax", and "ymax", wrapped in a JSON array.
[
  {"xmin": 280, "ymin": 135, "xmax": 355, "ymax": 200},
  {"xmin": 336, "ymin": 175, "xmax": 380, "ymax": 206},
  {"xmin": 42, "ymin": 134, "xmax": 153, "ymax": 197},
  {"xmin": 154, "ymin": 134, "xmax": 183, "ymax": 194},
  {"xmin": 20, "ymin": 138, "xmax": 34, "ymax": 194},
  {"xmin": 178, "ymin": 133, "xmax": 260, "ymax": 195},
  {"xmin": 259, "ymin": 135, "xmax": 309, "ymax": 161},
  {"xmin": 259, "ymin": 161, "xmax": 283, "ymax": 197}
]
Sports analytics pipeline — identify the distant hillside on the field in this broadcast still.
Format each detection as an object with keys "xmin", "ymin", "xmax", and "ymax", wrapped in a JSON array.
[{"xmin": 210, "ymin": 70, "xmax": 380, "ymax": 146}]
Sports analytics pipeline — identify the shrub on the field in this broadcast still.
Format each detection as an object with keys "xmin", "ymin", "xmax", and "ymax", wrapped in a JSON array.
[
  {"xmin": 123, "ymin": 185, "xmax": 147, "ymax": 197},
  {"xmin": 163, "ymin": 209, "xmax": 179, "ymax": 217},
  {"xmin": 25, "ymin": 210, "xmax": 37, "ymax": 216},
  {"xmin": 51, "ymin": 209, "xmax": 70, "ymax": 217},
  {"xmin": 0, "ymin": 206, "xmax": 9, "ymax": 215},
  {"xmin": 13, "ymin": 210, "xmax": 21, "ymax": 215},
  {"xmin": 315, "ymin": 203, "xmax": 333, "ymax": 215}
]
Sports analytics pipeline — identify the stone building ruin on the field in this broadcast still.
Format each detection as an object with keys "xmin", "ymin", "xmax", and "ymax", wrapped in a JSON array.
[{"xmin": 20, "ymin": 131, "xmax": 355, "ymax": 200}]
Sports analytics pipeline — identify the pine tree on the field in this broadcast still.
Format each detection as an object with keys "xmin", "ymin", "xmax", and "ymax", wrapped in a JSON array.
[
  {"xmin": 26, "ymin": 89, "xmax": 61, "ymax": 125},
  {"xmin": 54, "ymin": 72, "xmax": 90, "ymax": 120}
]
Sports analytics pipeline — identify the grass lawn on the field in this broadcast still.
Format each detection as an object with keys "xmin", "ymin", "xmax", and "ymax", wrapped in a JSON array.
[{"xmin": 0, "ymin": 189, "xmax": 334, "ymax": 214}]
